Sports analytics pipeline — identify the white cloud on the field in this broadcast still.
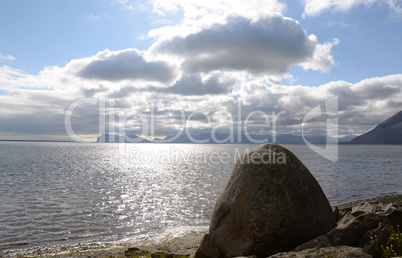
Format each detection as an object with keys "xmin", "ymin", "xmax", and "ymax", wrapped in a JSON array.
[
  {"xmin": 387, "ymin": 0, "xmax": 402, "ymax": 17},
  {"xmin": 237, "ymin": 74, "xmax": 402, "ymax": 115},
  {"xmin": 87, "ymin": 14, "xmax": 100, "ymax": 23},
  {"xmin": 302, "ymin": 0, "xmax": 402, "ymax": 17},
  {"xmin": 146, "ymin": 0, "xmax": 286, "ymax": 43},
  {"xmin": 233, "ymin": 74, "xmax": 402, "ymax": 135},
  {"xmin": 0, "ymin": 66, "xmax": 28, "ymax": 91},
  {"xmin": 153, "ymin": 14, "xmax": 334, "ymax": 78},
  {"xmin": 150, "ymin": 0, "xmax": 285, "ymax": 18},
  {"xmin": 0, "ymin": 54, "xmax": 16, "ymax": 61},
  {"xmin": 300, "ymin": 37, "xmax": 340, "ymax": 72},
  {"xmin": 116, "ymin": 0, "xmax": 135, "ymax": 10}
]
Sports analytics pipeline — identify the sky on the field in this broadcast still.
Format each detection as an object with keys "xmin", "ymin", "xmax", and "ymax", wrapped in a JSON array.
[{"xmin": 0, "ymin": 0, "xmax": 401, "ymax": 141}]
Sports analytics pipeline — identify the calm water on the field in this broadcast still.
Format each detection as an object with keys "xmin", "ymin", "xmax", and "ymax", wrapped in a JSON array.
[{"xmin": 0, "ymin": 142, "xmax": 401, "ymax": 251}]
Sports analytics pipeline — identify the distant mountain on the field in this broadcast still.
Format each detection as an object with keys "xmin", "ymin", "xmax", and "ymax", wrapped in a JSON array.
[
  {"xmin": 339, "ymin": 135, "xmax": 357, "ymax": 143},
  {"xmin": 151, "ymin": 131, "xmax": 272, "ymax": 144},
  {"xmin": 97, "ymin": 131, "xmax": 338, "ymax": 144},
  {"xmin": 349, "ymin": 111, "xmax": 402, "ymax": 144},
  {"xmin": 97, "ymin": 133, "xmax": 150, "ymax": 143},
  {"xmin": 95, "ymin": 123, "xmax": 355, "ymax": 144}
]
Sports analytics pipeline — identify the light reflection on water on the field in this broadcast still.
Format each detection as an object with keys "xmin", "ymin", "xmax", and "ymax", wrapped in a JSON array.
[{"xmin": 0, "ymin": 142, "xmax": 401, "ymax": 251}]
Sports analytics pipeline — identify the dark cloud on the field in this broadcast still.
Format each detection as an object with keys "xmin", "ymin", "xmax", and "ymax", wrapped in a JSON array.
[
  {"xmin": 81, "ymin": 85, "xmax": 109, "ymax": 98},
  {"xmin": 77, "ymin": 49, "xmax": 175, "ymax": 82},
  {"xmin": 155, "ymin": 14, "xmax": 316, "ymax": 76},
  {"xmin": 109, "ymin": 73, "xmax": 236, "ymax": 97},
  {"xmin": 353, "ymin": 78, "xmax": 401, "ymax": 99},
  {"xmin": 165, "ymin": 74, "xmax": 236, "ymax": 95}
]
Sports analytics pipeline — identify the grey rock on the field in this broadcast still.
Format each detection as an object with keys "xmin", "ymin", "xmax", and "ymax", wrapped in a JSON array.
[
  {"xmin": 362, "ymin": 223, "xmax": 394, "ymax": 257},
  {"xmin": 292, "ymin": 234, "xmax": 333, "ymax": 252},
  {"xmin": 378, "ymin": 203, "xmax": 396, "ymax": 214},
  {"xmin": 268, "ymin": 246, "xmax": 371, "ymax": 258},
  {"xmin": 337, "ymin": 212, "xmax": 356, "ymax": 227},
  {"xmin": 338, "ymin": 207, "xmax": 352, "ymax": 221},
  {"xmin": 202, "ymin": 144, "xmax": 336, "ymax": 257},
  {"xmin": 361, "ymin": 227, "xmax": 379, "ymax": 257},
  {"xmin": 327, "ymin": 213, "xmax": 387, "ymax": 247},
  {"xmin": 351, "ymin": 202, "xmax": 378, "ymax": 217}
]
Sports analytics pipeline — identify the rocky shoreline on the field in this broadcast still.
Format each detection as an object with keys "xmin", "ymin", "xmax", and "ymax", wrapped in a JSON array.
[
  {"xmin": 271, "ymin": 194, "xmax": 402, "ymax": 257},
  {"xmin": 1, "ymin": 193, "xmax": 401, "ymax": 258}
]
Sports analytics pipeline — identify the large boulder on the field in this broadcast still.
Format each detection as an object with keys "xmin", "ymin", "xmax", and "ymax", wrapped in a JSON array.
[
  {"xmin": 194, "ymin": 234, "xmax": 219, "ymax": 258},
  {"xmin": 198, "ymin": 143, "xmax": 337, "ymax": 257}
]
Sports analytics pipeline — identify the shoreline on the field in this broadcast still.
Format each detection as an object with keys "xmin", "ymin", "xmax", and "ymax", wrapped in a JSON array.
[
  {"xmin": 336, "ymin": 192, "xmax": 402, "ymax": 209},
  {"xmin": 1, "ymin": 226, "xmax": 209, "ymax": 258},
  {"xmin": 2, "ymin": 193, "xmax": 402, "ymax": 258}
]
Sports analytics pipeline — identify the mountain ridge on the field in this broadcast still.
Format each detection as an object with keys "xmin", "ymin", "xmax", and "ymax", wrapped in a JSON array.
[{"xmin": 349, "ymin": 110, "xmax": 402, "ymax": 144}]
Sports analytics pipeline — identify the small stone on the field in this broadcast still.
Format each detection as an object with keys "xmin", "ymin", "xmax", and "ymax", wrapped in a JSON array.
[{"xmin": 125, "ymin": 247, "xmax": 145, "ymax": 257}]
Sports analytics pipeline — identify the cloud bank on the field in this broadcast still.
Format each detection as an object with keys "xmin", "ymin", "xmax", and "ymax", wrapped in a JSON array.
[{"xmin": 1, "ymin": 55, "xmax": 401, "ymax": 140}]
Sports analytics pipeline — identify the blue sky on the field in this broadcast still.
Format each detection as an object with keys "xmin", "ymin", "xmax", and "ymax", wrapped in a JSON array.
[
  {"xmin": 0, "ymin": 0, "xmax": 401, "ymax": 141},
  {"xmin": 0, "ymin": 0, "xmax": 155, "ymax": 73},
  {"xmin": 1, "ymin": 0, "xmax": 401, "ymax": 85}
]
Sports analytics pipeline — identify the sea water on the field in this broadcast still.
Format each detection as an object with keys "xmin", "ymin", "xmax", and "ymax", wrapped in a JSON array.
[{"xmin": 0, "ymin": 142, "xmax": 401, "ymax": 251}]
